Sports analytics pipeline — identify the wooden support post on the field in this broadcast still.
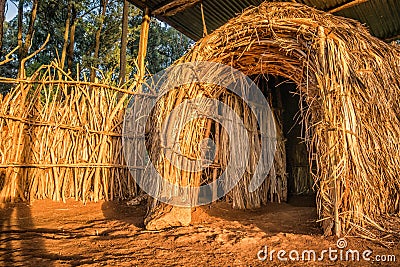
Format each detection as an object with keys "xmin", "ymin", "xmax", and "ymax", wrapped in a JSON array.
[
  {"xmin": 212, "ymin": 121, "xmax": 220, "ymax": 202},
  {"xmin": 137, "ymin": 7, "xmax": 151, "ymax": 84},
  {"xmin": 318, "ymin": 26, "xmax": 341, "ymax": 237}
]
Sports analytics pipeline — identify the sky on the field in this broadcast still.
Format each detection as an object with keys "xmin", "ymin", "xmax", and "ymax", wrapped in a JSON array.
[{"xmin": 5, "ymin": 0, "xmax": 17, "ymax": 22}]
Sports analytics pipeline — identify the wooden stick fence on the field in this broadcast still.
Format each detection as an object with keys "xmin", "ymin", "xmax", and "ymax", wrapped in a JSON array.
[{"xmin": 0, "ymin": 63, "xmax": 151, "ymax": 203}]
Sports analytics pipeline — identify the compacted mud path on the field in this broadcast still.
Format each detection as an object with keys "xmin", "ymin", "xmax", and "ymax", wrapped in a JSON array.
[{"xmin": 0, "ymin": 197, "xmax": 398, "ymax": 266}]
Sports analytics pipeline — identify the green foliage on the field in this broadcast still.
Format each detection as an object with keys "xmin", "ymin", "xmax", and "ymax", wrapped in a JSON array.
[
  {"xmin": 146, "ymin": 20, "xmax": 193, "ymax": 74},
  {"xmin": 0, "ymin": 0, "xmax": 194, "ymax": 86}
]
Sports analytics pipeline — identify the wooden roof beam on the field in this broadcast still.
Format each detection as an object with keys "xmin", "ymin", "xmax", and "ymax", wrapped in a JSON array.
[
  {"xmin": 385, "ymin": 34, "xmax": 400, "ymax": 43},
  {"xmin": 328, "ymin": 0, "xmax": 368, "ymax": 14},
  {"xmin": 152, "ymin": 0, "xmax": 201, "ymax": 17}
]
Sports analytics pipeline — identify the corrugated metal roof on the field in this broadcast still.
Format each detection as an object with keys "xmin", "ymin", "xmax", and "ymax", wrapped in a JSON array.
[{"xmin": 128, "ymin": 0, "xmax": 400, "ymax": 41}]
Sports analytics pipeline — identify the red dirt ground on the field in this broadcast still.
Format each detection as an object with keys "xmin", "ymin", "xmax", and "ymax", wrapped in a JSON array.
[{"xmin": 0, "ymin": 196, "xmax": 398, "ymax": 266}]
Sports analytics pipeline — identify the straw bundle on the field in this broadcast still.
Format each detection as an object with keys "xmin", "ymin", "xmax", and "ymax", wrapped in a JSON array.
[{"xmin": 148, "ymin": 2, "xmax": 400, "ymax": 239}]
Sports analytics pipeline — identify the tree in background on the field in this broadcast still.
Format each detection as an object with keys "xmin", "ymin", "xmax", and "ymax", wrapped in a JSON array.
[
  {"xmin": 119, "ymin": 0, "xmax": 128, "ymax": 85},
  {"xmin": 0, "ymin": 0, "xmax": 6, "ymax": 57},
  {"xmin": 17, "ymin": 0, "xmax": 38, "ymax": 77},
  {"xmin": 146, "ymin": 20, "xmax": 192, "ymax": 74},
  {"xmin": 90, "ymin": 0, "xmax": 108, "ymax": 82},
  {"xmin": 0, "ymin": 0, "xmax": 193, "ymax": 86},
  {"xmin": 67, "ymin": 2, "xmax": 77, "ymax": 71},
  {"xmin": 60, "ymin": 0, "xmax": 72, "ymax": 70}
]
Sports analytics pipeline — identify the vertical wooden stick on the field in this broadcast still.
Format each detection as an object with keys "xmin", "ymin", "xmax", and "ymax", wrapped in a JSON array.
[
  {"xmin": 201, "ymin": 3, "xmax": 208, "ymax": 37},
  {"xmin": 137, "ymin": 7, "xmax": 150, "ymax": 84},
  {"xmin": 212, "ymin": 121, "xmax": 219, "ymax": 202},
  {"xmin": 318, "ymin": 26, "xmax": 341, "ymax": 237}
]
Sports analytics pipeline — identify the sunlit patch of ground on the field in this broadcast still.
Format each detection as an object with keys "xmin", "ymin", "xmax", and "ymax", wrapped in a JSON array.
[{"xmin": 0, "ymin": 197, "xmax": 398, "ymax": 266}]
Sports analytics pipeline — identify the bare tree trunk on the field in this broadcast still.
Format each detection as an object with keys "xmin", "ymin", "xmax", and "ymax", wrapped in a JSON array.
[
  {"xmin": 67, "ymin": 4, "xmax": 77, "ymax": 71},
  {"xmin": 90, "ymin": 0, "xmax": 108, "ymax": 83},
  {"xmin": 18, "ymin": 0, "xmax": 39, "ymax": 77},
  {"xmin": 0, "ymin": 0, "xmax": 6, "ymax": 57},
  {"xmin": 119, "ymin": 0, "xmax": 129, "ymax": 85},
  {"xmin": 60, "ymin": 2, "xmax": 72, "ymax": 70},
  {"xmin": 23, "ymin": 0, "xmax": 38, "ymax": 56},
  {"xmin": 17, "ymin": 0, "xmax": 23, "ymax": 75}
]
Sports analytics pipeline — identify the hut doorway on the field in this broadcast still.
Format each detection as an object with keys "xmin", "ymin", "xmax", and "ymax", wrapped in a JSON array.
[{"xmin": 254, "ymin": 75, "xmax": 315, "ymax": 201}]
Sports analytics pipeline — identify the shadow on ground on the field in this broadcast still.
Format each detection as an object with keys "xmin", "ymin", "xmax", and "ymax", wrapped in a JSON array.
[
  {"xmin": 200, "ymin": 194, "xmax": 322, "ymax": 236},
  {"xmin": 0, "ymin": 203, "xmax": 56, "ymax": 266},
  {"xmin": 101, "ymin": 201, "xmax": 146, "ymax": 228}
]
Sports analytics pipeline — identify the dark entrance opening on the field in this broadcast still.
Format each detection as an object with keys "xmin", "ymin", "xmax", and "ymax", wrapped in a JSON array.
[{"xmin": 253, "ymin": 75, "xmax": 315, "ymax": 204}]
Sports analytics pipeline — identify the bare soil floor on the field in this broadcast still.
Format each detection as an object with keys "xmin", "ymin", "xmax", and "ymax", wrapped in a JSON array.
[{"xmin": 0, "ymin": 196, "xmax": 398, "ymax": 266}]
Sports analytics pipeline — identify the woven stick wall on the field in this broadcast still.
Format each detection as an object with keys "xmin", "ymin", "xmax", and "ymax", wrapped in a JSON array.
[
  {"xmin": 0, "ymin": 63, "xmax": 142, "ymax": 203},
  {"xmin": 163, "ymin": 2, "xmax": 400, "ymax": 238}
]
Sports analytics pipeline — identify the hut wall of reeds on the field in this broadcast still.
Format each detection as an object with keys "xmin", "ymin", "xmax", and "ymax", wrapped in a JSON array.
[{"xmin": 0, "ymin": 2, "xmax": 399, "ymax": 240}]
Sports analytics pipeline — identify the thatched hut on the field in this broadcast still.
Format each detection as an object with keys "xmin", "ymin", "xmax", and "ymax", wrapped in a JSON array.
[{"xmin": 139, "ymin": 1, "xmax": 400, "ymax": 240}]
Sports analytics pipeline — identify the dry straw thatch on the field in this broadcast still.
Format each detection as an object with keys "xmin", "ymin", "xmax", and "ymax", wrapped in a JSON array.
[{"xmin": 0, "ymin": 1, "xmax": 399, "ymax": 242}]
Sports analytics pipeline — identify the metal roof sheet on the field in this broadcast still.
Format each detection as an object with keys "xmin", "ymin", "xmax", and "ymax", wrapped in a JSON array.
[{"xmin": 129, "ymin": 0, "xmax": 400, "ymax": 41}]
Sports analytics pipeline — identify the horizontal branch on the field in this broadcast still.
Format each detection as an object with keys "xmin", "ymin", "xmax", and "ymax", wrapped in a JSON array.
[
  {"xmin": 328, "ymin": 0, "xmax": 368, "ymax": 14},
  {"xmin": 0, "ymin": 113, "xmax": 125, "ymax": 137},
  {"xmin": 0, "ymin": 163, "xmax": 145, "ymax": 169},
  {"xmin": 0, "ymin": 78, "xmax": 158, "ymax": 97},
  {"xmin": 152, "ymin": 0, "xmax": 201, "ymax": 17}
]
